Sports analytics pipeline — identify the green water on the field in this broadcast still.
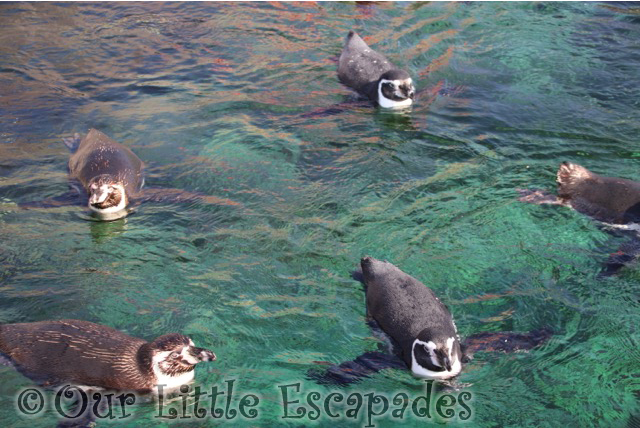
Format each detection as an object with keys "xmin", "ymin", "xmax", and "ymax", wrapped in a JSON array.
[{"xmin": 0, "ymin": 2, "xmax": 639, "ymax": 427}]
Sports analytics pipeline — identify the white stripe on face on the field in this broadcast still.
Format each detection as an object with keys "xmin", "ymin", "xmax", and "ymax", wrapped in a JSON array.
[
  {"xmin": 180, "ymin": 346, "xmax": 199, "ymax": 365},
  {"xmin": 377, "ymin": 79, "xmax": 413, "ymax": 108},
  {"xmin": 151, "ymin": 349, "xmax": 196, "ymax": 393},
  {"xmin": 96, "ymin": 186, "xmax": 110, "ymax": 203},
  {"xmin": 410, "ymin": 338, "xmax": 462, "ymax": 379},
  {"xmin": 446, "ymin": 337, "xmax": 456, "ymax": 362},
  {"xmin": 88, "ymin": 184, "xmax": 127, "ymax": 214}
]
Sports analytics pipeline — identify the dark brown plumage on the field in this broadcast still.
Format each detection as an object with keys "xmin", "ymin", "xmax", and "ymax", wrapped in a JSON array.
[
  {"xmin": 0, "ymin": 319, "xmax": 215, "ymax": 393},
  {"xmin": 68, "ymin": 129, "xmax": 144, "ymax": 202},
  {"xmin": 360, "ymin": 257, "xmax": 462, "ymax": 378}
]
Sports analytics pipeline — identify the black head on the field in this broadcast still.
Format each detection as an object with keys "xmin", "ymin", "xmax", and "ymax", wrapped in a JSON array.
[
  {"xmin": 87, "ymin": 174, "xmax": 127, "ymax": 213},
  {"xmin": 150, "ymin": 334, "xmax": 216, "ymax": 377},
  {"xmin": 410, "ymin": 329, "xmax": 461, "ymax": 379},
  {"xmin": 378, "ymin": 70, "xmax": 415, "ymax": 107}
]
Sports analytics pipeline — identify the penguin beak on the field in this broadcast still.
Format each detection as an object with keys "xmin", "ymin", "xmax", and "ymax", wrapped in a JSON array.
[
  {"xmin": 404, "ymin": 86, "xmax": 415, "ymax": 100},
  {"xmin": 89, "ymin": 186, "xmax": 110, "ymax": 206},
  {"xmin": 442, "ymin": 356, "xmax": 452, "ymax": 372},
  {"xmin": 190, "ymin": 347, "xmax": 216, "ymax": 362}
]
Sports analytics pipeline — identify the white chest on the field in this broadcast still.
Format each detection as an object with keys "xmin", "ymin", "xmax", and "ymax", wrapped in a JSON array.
[{"xmin": 152, "ymin": 367, "xmax": 195, "ymax": 393}]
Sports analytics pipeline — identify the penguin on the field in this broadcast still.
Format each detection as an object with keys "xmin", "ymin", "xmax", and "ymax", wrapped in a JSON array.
[
  {"xmin": 0, "ymin": 319, "xmax": 216, "ymax": 394},
  {"xmin": 308, "ymin": 328, "xmax": 551, "ymax": 386},
  {"xmin": 307, "ymin": 257, "xmax": 550, "ymax": 386},
  {"xmin": 360, "ymin": 256, "xmax": 462, "ymax": 379},
  {"xmin": 337, "ymin": 31, "xmax": 415, "ymax": 108},
  {"xmin": 18, "ymin": 128, "xmax": 241, "ymax": 220},
  {"xmin": 519, "ymin": 162, "xmax": 640, "ymax": 274},
  {"xmin": 65, "ymin": 129, "xmax": 143, "ymax": 218},
  {"xmin": 520, "ymin": 162, "xmax": 640, "ymax": 224}
]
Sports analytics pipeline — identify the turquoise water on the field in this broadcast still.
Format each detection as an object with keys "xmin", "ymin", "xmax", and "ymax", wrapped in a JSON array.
[{"xmin": 0, "ymin": 2, "xmax": 639, "ymax": 427}]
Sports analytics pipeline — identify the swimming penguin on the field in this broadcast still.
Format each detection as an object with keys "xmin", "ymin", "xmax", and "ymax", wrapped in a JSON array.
[
  {"xmin": 66, "ymin": 129, "xmax": 143, "ymax": 218},
  {"xmin": 307, "ymin": 258, "xmax": 550, "ymax": 386},
  {"xmin": 337, "ymin": 31, "xmax": 415, "ymax": 108},
  {"xmin": 519, "ymin": 162, "xmax": 640, "ymax": 274},
  {"xmin": 361, "ymin": 256, "xmax": 462, "ymax": 379},
  {"xmin": 308, "ymin": 328, "xmax": 551, "ymax": 386},
  {"xmin": 0, "ymin": 319, "xmax": 216, "ymax": 393},
  {"xmin": 520, "ymin": 162, "xmax": 640, "ymax": 224},
  {"xmin": 19, "ymin": 128, "xmax": 241, "ymax": 220}
]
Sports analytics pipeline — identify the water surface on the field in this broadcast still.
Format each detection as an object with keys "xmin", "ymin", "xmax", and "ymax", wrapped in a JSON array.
[{"xmin": 0, "ymin": 2, "xmax": 639, "ymax": 427}]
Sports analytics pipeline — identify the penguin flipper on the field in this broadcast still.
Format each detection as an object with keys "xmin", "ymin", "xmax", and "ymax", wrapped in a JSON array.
[
  {"xmin": 307, "ymin": 351, "xmax": 407, "ymax": 386},
  {"xmin": 55, "ymin": 395, "xmax": 97, "ymax": 428},
  {"xmin": 461, "ymin": 328, "xmax": 552, "ymax": 361},
  {"xmin": 306, "ymin": 316, "xmax": 406, "ymax": 386},
  {"xmin": 138, "ymin": 188, "xmax": 241, "ymax": 207},
  {"xmin": 300, "ymin": 99, "xmax": 372, "ymax": 119},
  {"xmin": 0, "ymin": 353, "xmax": 15, "ymax": 368},
  {"xmin": 517, "ymin": 188, "xmax": 562, "ymax": 205},
  {"xmin": 19, "ymin": 191, "xmax": 82, "ymax": 209},
  {"xmin": 62, "ymin": 133, "xmax": 82, "ymax": 152}
]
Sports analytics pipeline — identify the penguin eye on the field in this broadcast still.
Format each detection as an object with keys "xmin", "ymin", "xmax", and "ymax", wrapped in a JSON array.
[
  {"xmin": 169, "ymin": 351, "xmax": 179, "ymax": 359},
  {"xmin": 382, "ymin": 82, "xmax": 394, "ymax": 90}
]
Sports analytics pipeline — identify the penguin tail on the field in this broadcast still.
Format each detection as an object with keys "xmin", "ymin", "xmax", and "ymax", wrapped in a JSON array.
[
  {"xmin": 352, "ymin": 256, "xmax": 375, "ymax": 288},
  {"xmin": 306, "ymin": 351, "xmax": 406, "ymax": 387},
  {"xmin": 345, "ymin": 30, "xmax": 359, "ymax": 45},
  {"xmin": 557, "ymin": 162, "xmax": 592, "ymax": 197},
  {"xmin": 360, "ymin": 256, "xmax": 379, "ymax": 271}
]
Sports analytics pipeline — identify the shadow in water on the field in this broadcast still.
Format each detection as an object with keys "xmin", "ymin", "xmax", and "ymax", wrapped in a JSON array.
[{"xmin": 88, "ymin": 216, "xmax": 129, "ymax": 243}]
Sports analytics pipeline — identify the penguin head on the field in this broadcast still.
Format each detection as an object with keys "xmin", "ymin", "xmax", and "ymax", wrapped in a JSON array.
[
  {"xmin": 150, "ymin": 334, "xmax": 216, "ymax": 377},
  {"xmin": 410, "ymin": 330, "xmax": 462, "ymax": 379},
  {"xmin": 87, "ymin": 175, "xmax": 127, "ymax": 214},
  {"xmin": 377, "ymin": 70, "xmax": 415, "ymax": 108}
]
